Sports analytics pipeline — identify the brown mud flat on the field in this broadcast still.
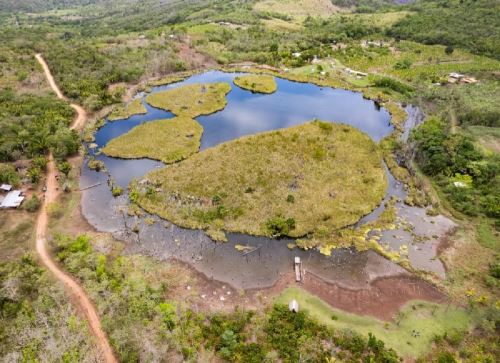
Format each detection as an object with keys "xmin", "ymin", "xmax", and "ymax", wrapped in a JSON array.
[{"xmin": 166, "ymin": 258, "xmax": 445, "ymax": 321}]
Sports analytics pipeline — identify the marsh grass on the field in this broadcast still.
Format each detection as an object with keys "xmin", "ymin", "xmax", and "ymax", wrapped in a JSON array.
[
  {"xmin": 277, "ymin": 287, "xmax": 470, "ymax": 358},
  {"xmin": 233, "ymin": 74, "xmax": 277, "ymax": 94},
  {"xmin": 102, "ymin": 117, "xmax": 203, "ymax": 163},
  {"xmin": 108, "ymin": 98, "xmax": 147, "ymax": 121},
  {"xmin": 133, "ymin": 120, "xmax": 387, "ymax": 241},
  {"xmin": 145, "ymin": 82, "xmax": 231, "ymax": 118}
]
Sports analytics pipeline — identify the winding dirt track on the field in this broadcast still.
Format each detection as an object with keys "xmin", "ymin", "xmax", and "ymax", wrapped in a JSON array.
[{"xmin": 35, "ymin": 54, "xmax": 118, "ymax": 363}]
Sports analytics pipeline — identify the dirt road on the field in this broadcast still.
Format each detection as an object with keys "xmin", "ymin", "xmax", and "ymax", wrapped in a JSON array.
[{"xmin": 35, "ymin": 54, "xmax": 117, "ymax": 363}]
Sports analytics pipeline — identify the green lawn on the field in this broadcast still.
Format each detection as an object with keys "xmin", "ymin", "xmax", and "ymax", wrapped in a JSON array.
[{"xmin": 277, "ymin": 287, "xmax": 471, "ymax": 359}]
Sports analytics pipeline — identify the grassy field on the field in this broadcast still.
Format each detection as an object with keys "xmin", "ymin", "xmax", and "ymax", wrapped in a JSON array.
[
  {"xmin": 107, "ymin": 98, "xmax": 147, "ymax": 121},
  {"xmin": 254, "ymin": 0, "xmax": 339, "ymax": 20},
  {"xmin": 233, "ymin": 74, "xmax": 277, "ymax": 93},
  {"xmin": 467, "ymin": 126, "xmax": 500, "ymax": 153},
  {"xmin": 133, "ymin": 121, "xmax": 386, "ymax": 241},
  {"xmin": 277, "ymin": 287, "xmax": 470, "ymax": 359},
  {"xmin": 102, "ymin": 117, "xmax": 203, "ymax": 163},
  {"xmin": 146, "ymin": 82, "xmax": 231, "ymax": 118}
]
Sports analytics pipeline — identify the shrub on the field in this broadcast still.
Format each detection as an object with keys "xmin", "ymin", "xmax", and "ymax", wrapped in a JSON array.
[
  {"xmin": 57, "ymin": 161, "xmax": 71, "ymax": 176},
  {"xmin": 0, "ymin": 164, "xmax": 20, "ymax": 186},
  {"xmin": 265, "ymin": 216, "xmax": 295, "ymax": 237},
  {"xmin": 286, "ymin": 194, "xmax": 295, "ymax": 203},
  {"xmin": 111, "ymin": 186, "xmax": 123, "ymax": 197},
  {"xmin": 23, "ymin": 195, "xmax": 40, "ymax": 212}
]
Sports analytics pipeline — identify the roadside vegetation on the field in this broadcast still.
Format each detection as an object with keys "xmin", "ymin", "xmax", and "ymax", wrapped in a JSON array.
[
  {"xmin": 233, "ymin": 74, "xmax": 277, "ymax": 93},
  {"xmin": 51, "ymin": 232, "xmax": 402, "ymax": 362},
  {"xmin": 132, "ymin": 121, "xmax": 386, "ymax": 241},
  {"xmin": 107, "ymin": 98, "xmax": 147, "ymax": 121},
  {"xmin": 0, "ymin": 255, "xmax": 100, "ymax": 361},
  {"xmin": 102, "ymin": 117, "xmax": 203, "ymax": 163},
  {"xmin": 146, "ymin": 82, "xmax": 231, "ymax": 117}
]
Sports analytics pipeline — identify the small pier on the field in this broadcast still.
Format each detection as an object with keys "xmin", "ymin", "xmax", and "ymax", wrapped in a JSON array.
[{"xmin": 294, "ymin": 256, "xmax": 303, "ymax": 282}]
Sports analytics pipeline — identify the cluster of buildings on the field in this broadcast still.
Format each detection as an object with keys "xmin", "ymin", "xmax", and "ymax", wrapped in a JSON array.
[{"xmin": 0, "ymin": 184, "xmax": 25, "ymax": 209}]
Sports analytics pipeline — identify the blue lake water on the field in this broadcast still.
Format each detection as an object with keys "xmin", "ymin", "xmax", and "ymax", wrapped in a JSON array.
[
  {"xmin": 93, "ymin": 71, "xmax": 392, "ymax": 186},
  {"xmin": 83, "ymin": 72, "xmax": 448, "ymax": 286}
]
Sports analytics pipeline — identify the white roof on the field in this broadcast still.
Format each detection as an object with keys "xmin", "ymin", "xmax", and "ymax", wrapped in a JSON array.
[
  {"xmin": 0, "ymin": 184, "xmax": 12, "ymax": 191},
  {"xmin": 294, "ymin": 256, "xmax": 301, "ymax": 263},
  {"xmin": 0, "ymin": 190, "xmax": 24, "ymax": 208}
]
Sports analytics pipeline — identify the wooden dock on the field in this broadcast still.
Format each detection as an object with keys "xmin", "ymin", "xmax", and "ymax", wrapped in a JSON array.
[{"xmin": 294, "ymin": 256, "xmax": 302, "ymax": 282}]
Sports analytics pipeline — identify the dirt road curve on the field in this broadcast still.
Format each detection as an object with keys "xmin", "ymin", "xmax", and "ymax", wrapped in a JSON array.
[{"xmin": 35, "ymin": 54, "xmax": 118, "ymax": 363}]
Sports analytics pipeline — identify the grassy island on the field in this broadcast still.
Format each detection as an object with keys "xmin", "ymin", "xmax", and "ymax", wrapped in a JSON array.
[
  {"xmin": 146, "ymin": 82, "xmax": 231, "ymax": 118},
  {"xmin": 102, "ymin": 116, "xmax": 203, "ymax": 163},
  {"xmin": 233, "ymin": 74, "xmax": 277, "ymax": 94},
  {"xmin": 108, "ymin": 99, "xmax": 147, "ymax": 121},
  {"xmin": 132, "ymin": 120, "xmax": 387, "ymax": 241}
]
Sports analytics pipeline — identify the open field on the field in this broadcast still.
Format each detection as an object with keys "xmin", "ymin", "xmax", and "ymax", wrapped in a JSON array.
[
  {"xmin": 133, "ymin": 121, "xmax": 386, "ymax": 241},
  {"xmin": 102, "ymin": 117, "xmax": 203, "ymax": 163},
  {"xmin": 233, "ymin": 74, "xmax": 277, "ymax": 93},
  {"xmin": 467, "ymin": 126, "xmax": 500, "ymax": 153},
  {"xmin": 146, "ymin": 82, "xmax": 231, "ymax": 118},
  {"xmin": 107, "ymin": 98, "xmax": 147, "ymax": 121},
  {"xmin": 277, "ymin": 287, "xmax": 470, "ymax": 359},
  {"xmin": 254, "ymin": 0, "xmax": 340, "ymax": 20}
]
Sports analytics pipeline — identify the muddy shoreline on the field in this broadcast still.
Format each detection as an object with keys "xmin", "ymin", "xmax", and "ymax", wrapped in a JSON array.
[{"xmin": 80, "ymin": 72, "xmax": 456, "ymax": 317}]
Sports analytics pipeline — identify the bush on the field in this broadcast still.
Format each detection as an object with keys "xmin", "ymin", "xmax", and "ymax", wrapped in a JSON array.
[
  {"xmin": 112, "ymin": 186, "xmax": 123, "ymax": 197},
  {"xmin": 0, "ymin": 164, "xmax": 20, "ymax": 186},
  {"xmin": 265, "ymin": 216, "xmax": 295, "ymax": 237},
  {"xmin": 23, "ymin": 195, "xmax": 40, "ymax": 212}
]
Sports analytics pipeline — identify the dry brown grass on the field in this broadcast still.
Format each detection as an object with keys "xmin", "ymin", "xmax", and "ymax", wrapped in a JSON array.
[
  {"xmin": 133, "ymin": 120, "xmax": 387, "ymax": 241},
  {"xmin": 102, "ymin": 117, "xmax": 203, "ymax": 163}
]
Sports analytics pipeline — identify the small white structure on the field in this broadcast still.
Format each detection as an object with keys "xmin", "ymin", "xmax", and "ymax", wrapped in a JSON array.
[
  {"xmin": 453, "ymin": 181, "xmax": 468, "ymax": 188},
  {"xmin": 345, "ymin": 68, "xmax": 368, "ymax": 77},
  {"xmin": 292, "ymin": 52, "xmax": 302, "ymax": 58},
  {"xmin": 289, "ymin": 299, "xmax": 299, "ymax": 313},
  {"xmin": 294, "ymin": 256, "xmax": 302, "ymax": 282},
  {"xmin": 0, "ymin": 184, "xmax": 12, "ymax": 192},
  {"xmin": 0, "ymin": 190, "xmax": 24, "ymax": 209}
]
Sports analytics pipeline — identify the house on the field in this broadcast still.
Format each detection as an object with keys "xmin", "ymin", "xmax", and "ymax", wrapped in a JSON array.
[
  {"xmin": 0, "ymin": 184, "xmax": 12, "ymax": 192},
  {"xmin": 292, "ymin": 52, "xmax": 301, "ymax": 58},
  {"xmin": 0, "ymin": 190, "xmax": 24, "ymax": 209}
]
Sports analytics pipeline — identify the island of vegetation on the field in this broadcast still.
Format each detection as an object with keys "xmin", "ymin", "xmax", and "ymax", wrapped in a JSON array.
[
  {"xmin": 107, "ymin": 98, "xmax": 147, "ymax": 121},
  {"xmin": 145, "ymin": 82, "xmax": 231, "ymax": 118},
  {"xmin": 101, "ymin": 117, "xmax": 203, "ymax": 163},
  {"xmin": 132, "ymin": 120, "xmax": 386, "ymax": 241},
  {"xmin": 233, "ymin": 74, "xmax": 277, "ymax": 94}
]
